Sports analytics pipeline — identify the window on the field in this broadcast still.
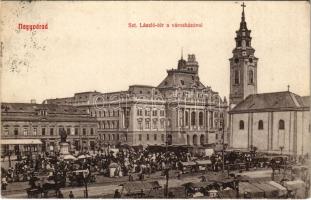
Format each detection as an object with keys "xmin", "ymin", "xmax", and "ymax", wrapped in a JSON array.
[
  {"xmin": 23, "ymin": 128, "xmax": 28, "ymax": 136},
  {"xmin": 234, "ymin": 70, "xmax": 240, "ymax": 84},
  {"xmin": 75, "ymin": 128, "xmax": 79, "ymax": 135},
  {"xmin": 152, "ymin": 110, "xmax": 157, "ymax": 116},
  {"xmin": 145, "ymin": 120, "xmax": 150, "ymax": 129},
  {"xmin": 138, "ymin": 121, "xmax": 143, "ymax": 130},
  {"xmin": 50, "ymin": 128, "xmax": 54, "ymax": 136},
  {"xmin": 160, "ymin": 110, "xmax": 165, "ymax": 116},
  {"xmin": 137, "ymin": 109, "xmax": 143, "ymax": 116},
  {"xmin": 108, "ymin": 134, "xmax": 111, "ymax": 141},
  {"xmin": 279, "ymin": 120, "xmax": 285, "ymax": 130},
  {"xmin": 99, "ymin": 111, "xmax": 102, "ymax": 117},
  {"xmin": 239, "ymin": 120, "xmax": 244, "ymax": 130},
  {"xmin": 83, "ymin": 128, "xmax": 86, "ymax": 135},
  {"xmin": 199, "ymin": 112, "xmax": 203, "ymax": 126},
  {"xmin": 33, "ymin": 128, "xmax": 37, "ymax": 136},
  {"xmin": 248, "ymin": 70, "xmax": 254, "ymax": 84},
  {"xmin": 185, "ymin": 111, "xmax": 189, "ymax": 126},
  {"xmin": 216, "ymin": 134, "xmax": 218, "ymax": 140},
  {"xmin": 160, "ymin": 120, "xmax": 165, "ymax": 129},
  {"xmin": 124, "ymin": 134, "xmax": 127, "ymax": 141},
  {"xmin": 209, "ymin": 111, "xmax": 214, "ymax": 128},
  {"xmin": 258, "ymin": 120, "xmax": 264, "ymax": 130},
  {"xmin": 145, "ymin": 109, "xmax": 150, "ymax": 116},
  {"xmin": 103, "ymin": 134, "xmax": 106, "ymax": 140},
  {"xmin": 180, "ymin": 80, "xmax": 184, "ymax": 85},
  {"xmin": 154, "ymin": 134, "xmax": 157, "ymax": 141},
  {"xmin": 67, "ymin": 128, "xmax": 70, "ymax": 135},
  {"xmin": 234, "ymin": 58, "xmax": 239, "ymax": 63},
  {"xmin": 246, "ymin": 41, "xmax": 250, "ymax": 47},
  {"xmin": 147, "ymin": 134, "xmax": 149, "ymax": 141},
  {"xmin": 90, "ymin": 128, "xmax": 94, "ymax": 135},
  {"xmin": 191, "ymin": 111, "xmax": 196, "ymax": 126},
  {"xmin": 139, "ymin": 134, "xmax": 142, "ymax": 141},
  {"xmin": 153, "ymin": 121, "xmax": 157, "ymax": 129},
  {"xmin": 161, "ymin": 134, "xmax": 165, "ymax": 142},
  {"xmin": 4, "ymin": 127, "xmax": 9, "ymax": 136},
  {"xmin": 237, "ymin": 41, "xmax": 241, "ymax": 47},
  {"xmin": 112, "ymin": 134, "xmax": 115, "ymax": 140},
  {"xmin": 42, "ymin": 128, "xmax": 45, "ymax": 136}
]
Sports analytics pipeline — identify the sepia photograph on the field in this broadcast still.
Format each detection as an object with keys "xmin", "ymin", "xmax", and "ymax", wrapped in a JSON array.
[{"xmin": 0, "ymin": 1, "xmax": 310, "ymax": 199}]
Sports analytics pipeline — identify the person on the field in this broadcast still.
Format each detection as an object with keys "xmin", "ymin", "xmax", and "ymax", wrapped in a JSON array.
[
  {"xmin": 58, "ymin": 190, "xmax": 64, "ymax": 198},
  {"xmin": 69, "ymin": 191, "xmax": 74, "ymax": 199},
  {"xmin": 114, "ymin": 189, "xmax": 121, "ymax": 198},
  {"xmin": 1, "ymin": 176, "xmax": 8, "ymax": 190}
]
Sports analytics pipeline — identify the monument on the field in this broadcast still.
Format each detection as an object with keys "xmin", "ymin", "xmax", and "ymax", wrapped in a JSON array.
[{"xmin": 59, "ymin": 128, "xmax": 70, "ymax": 155}]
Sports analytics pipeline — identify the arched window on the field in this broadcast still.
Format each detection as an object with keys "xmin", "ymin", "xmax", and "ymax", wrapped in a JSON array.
[
  {"xmin": 185, "ymin": 111, "xmax": 189, "ymax": 126},
  {"xmin": 239, "ymin": 120, "xmax": 244, "ymax": 130},
  {"xmin": 191, "ymin": 111, "xmax": 196, "ymax": 126},
  {"xmin": 199, "ymin": 112, "xmax": 204, "ymax": 126},
  {"xmin": 258, "ymin": 120, "xmax": 263, "ymax": 130},
  {"xmin": 234, "ymin": 70, "xmax": 240, "ymax": 84},
  {"xmin": 279, "ymin": 120, "xmax": 285, "ymax": 130},
  {"xmin": 249, "ymin": 70, "xmax": 254, "ymax": 84}
]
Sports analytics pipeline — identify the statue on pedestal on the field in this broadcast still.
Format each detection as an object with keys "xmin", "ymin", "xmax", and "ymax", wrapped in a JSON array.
[
  {"xmin": 59, "ymin": 128, "xmax": 68, "ymax": 143},
  {"xmin": 59, "ymin": 128, "xmax": 69, "ymax": 155}
]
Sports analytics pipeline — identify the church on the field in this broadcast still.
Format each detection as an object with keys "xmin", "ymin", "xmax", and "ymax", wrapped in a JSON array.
[{"xmin": 228, "ymin": 4, "xmax": 310, "ymax": 156}]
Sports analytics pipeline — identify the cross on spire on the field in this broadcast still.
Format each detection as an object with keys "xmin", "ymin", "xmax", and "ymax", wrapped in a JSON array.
[
  {"xmin": 241, "ymin": 2, "xmax": 246, "ymax": 11},
  {"xmin": 241, "ymin": 2, "xmax": 246, "ymax": 21},
  {"xmin": 287, "ymin": 85, "xmax": 290, "ymax": 92}
]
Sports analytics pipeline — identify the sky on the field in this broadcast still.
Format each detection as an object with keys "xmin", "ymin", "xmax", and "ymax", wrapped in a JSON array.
[{"xmin": 1, "ymin": 1, "xmax": 310, "ymax": 103}]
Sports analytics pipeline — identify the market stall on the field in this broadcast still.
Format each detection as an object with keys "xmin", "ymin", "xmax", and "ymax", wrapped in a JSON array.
[
  {"xmin": 180, "ymin": 161, "xmax": 197, "ymax": 174},
  {"xmin": 119, "ymin": 181, "xmax": 161, "ymax": 198},
  {"xmin": 238, "ymin": 182, "xmax": 265, "ymax": 198},
  {"xmin": 195, "ymin": 160, "xmax": 212, "ymax": 171},
  {"xmin": 267, "ymin": 181, "xmax": 287, "ymax": 198}
]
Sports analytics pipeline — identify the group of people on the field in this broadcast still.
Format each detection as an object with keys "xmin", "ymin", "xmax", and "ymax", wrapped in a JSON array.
[{"xmin": 1, "ymin": 146, "xmax": 310, "ymax": 198}]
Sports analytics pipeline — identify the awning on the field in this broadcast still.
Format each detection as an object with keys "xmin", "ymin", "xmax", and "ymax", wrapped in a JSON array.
[
  {"xmin": 267, "ymin": 181, "xmax": 287, "ymax": 197},
  {"xmin": 251, "ymin": 182, "xmax": 279, "ymax": 198},
  {"xmin": 196, "ymin": 160, "xmax": 212, "ymax": 165},
  {"xmin": 284, "ymin": 180, "xmax": 306, "ymax": 191},
  {"xmin": 239, "ymin": 182, "xmax": 265, "ymax": 198},
  {"xmin": 1, "ymin": 139, "xmax": 42, "ymax": 145},
  {"xmin": 181, "ymin": 161, "xmax": 196, "ymax": 166},
  {"xmin": 120, "ymin": 181, "xmax": 161, "ymax": 193}
]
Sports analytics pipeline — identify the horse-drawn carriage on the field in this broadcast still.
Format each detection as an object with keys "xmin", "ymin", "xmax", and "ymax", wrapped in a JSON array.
[
  {"xmin": 26, "ymin": 179, "xmax": 61, "ymax": 198},
  {"xmin": 67, "ymin": 169, "xmax": 96, "ymax": 187}
]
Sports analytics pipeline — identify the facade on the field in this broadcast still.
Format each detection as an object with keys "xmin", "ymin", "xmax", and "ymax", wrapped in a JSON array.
[
  {"xmin": 45, "ymin": 54, "xmax": 228, "ymax": 148},
  {"xmin": 229, "ymin": 92, "xmax": 310, "ymax": 155},
  {"xmin": 1, "ymin": 103, "xmax": 98, "ymax": 156},
  {"xmin": 228, "ymin": 6, "xmax": 310, "ymax": 156}
]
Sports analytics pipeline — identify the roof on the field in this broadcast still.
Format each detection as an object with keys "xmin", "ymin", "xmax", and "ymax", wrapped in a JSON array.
[
  {"xmin": 1, "ymin": 103, "xmax": 97, "ymax": 122},
  {"xmin": 158, "ymin": 71, "xmax": 205, "ymax": 89},
  {"xmin": 230, "ymin": 91, "xmax": 310, "ymax": 113}
]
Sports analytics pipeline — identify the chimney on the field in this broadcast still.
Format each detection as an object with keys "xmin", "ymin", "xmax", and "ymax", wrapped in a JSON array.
[{"xmin": 31, "ymin": 99, "xmax": 36, "ymax": 104}]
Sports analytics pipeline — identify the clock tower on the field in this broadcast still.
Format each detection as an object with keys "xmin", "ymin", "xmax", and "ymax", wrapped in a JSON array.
[{"xmin": 229, "ymin": 3, "xmax": 258, "ymax": 108}]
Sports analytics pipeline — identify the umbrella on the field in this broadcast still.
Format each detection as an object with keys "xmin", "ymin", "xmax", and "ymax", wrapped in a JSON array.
[
  {"xmin": 63, "ymin": 154, "xmax": 77, "ymax": 160},
  {"xmin": 109, "ymin": 162, "xmax": 119, "ymax": 168},
  {"xmin": 77, "ymin": 155, "xmax": 86, "ymax": 159}
]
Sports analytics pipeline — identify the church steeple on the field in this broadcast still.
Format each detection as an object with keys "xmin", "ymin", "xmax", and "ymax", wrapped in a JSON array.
[{"xmin": 229, "ymin": 3, "xmax": 258, "ymax": 108}]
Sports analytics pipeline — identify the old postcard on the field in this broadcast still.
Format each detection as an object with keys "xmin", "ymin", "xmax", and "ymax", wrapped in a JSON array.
[{"xmin": 0, "ymin": 1, "xmax": 310, "ymax": 199}]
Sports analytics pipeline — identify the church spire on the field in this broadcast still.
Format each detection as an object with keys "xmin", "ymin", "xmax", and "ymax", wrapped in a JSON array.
[{"xmin": 240, "ymin": 2, "xmax": 248, "ymax": 30}]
